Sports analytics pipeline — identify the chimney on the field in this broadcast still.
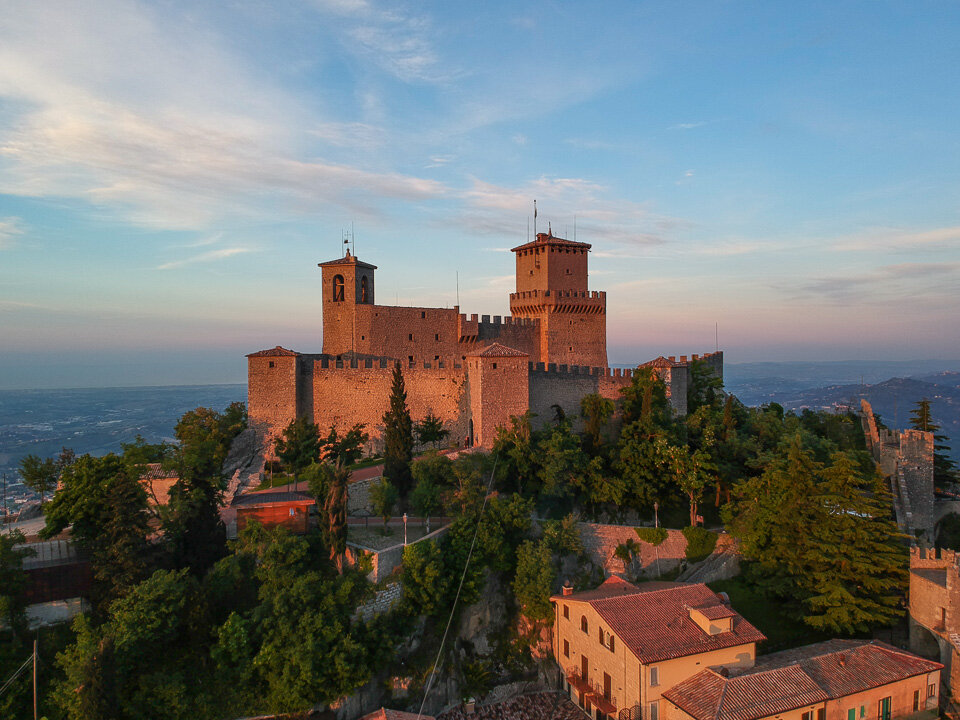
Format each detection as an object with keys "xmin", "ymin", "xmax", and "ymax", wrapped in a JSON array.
[
  {"xmin": 719, "ymin": 667, "xmax": 730, "ymax": 678},
  {"xmin": 838, "ymin": 654, "xmax": 846, "ymax": 667},
  {"xmin": 562, "ymin": 582, "xmax": 574, "ymax": 596}
]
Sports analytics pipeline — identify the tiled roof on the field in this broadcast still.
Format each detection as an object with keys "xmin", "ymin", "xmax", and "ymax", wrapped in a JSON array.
[
  {"xmin": 642, "ymin": 356, "xmax": 677, "ymax": 368},
  {"xmin": 140, "ymin": 462, "xmax": 177, "ymax": 481},
  {"xmin": 318, "ymin": 253, "xmax": 377, "ymax": 269},
  {"xmin": 360, "ymin": 708, "xmax": 433, "ymax": 720},
  {"xmin": 663, "ymin": 640, "xmax": 943, "ymax": 720},
  {"xmin": 560, "ymin": 581, "xmax": 765, "ymax": 664},
  {"xmin": 551, "ymin": 576, "xmax": 683, "ymax": 603},
  {"xmin": 246, "ymin": 346, "xmax": 300, "ymax": 358},
  {"xmin": 233, "ymin": 490, "xmax": 314, "ymax": 507},
  {"xmin": 694, "ymin": 604, "xmax": 738, "ymax": 620},
  {"xmin": 511, "ymin": 232, "xmax": 592, "ymax": 253},
  {"xmin": 469, "ymin": 343, "xmax": 529, "ymax": 358}
]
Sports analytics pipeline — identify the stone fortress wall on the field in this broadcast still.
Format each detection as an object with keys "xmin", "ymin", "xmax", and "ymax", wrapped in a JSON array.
[{"xmin": 248, "ymin": 229, "xmax": 724, "ymax": 450}]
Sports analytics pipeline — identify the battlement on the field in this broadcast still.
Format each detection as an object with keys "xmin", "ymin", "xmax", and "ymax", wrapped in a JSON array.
[
  {"xmin": 457, "ymin": 312, "xmax": 540, "ymax": 327},
  {"xmin": 911, "ymin": 545, "xmax": 960, "ymax": 569},
  {"xmin": 312, "ymin": 356, "xmax": 464, "ymax": 372},
  {"xmin": 528, "ymin": 362, "xmax": 635, "ymax": 380},
  {"xmin": 509, "ymin": 289, "xmax": 606, "ymax": 301}
]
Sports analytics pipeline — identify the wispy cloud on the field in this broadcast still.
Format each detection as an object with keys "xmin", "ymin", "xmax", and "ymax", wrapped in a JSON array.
[
  {"xmin": 459, "ymin": 176, "xmax": 683, "ymax": 247},
  {"xmin": 0, "ymin": 216, "xmax": 23, "ymax": 249},
  {"xmin": 0, "ymin": 3, "xmax": 448, "ymax": 231},
  {"xmin": 831, "ymin": 225, "xmax": 960, "ymax": 253},
  {"xmin": 669, "ymin": 121, "xmax": 709, "ymax": 130},
  {"xmin": 788, "ymin": 262, "xmax": 960, "ymax": 304},
  {"xmin": 157, "ymin": 247, "xmax": 256, "ymax": 271}
]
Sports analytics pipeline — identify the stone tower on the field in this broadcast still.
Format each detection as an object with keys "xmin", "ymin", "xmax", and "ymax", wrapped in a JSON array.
[
  {"xmin": 318, "ymin": 251, "xmax": 377, "ymax": 356},
  {"xmin": 466, "ymin": 343, "xmax": 529, "ymax": 448},
  {"xmin": 509, "ymin": 231, "xmax": 607, "ymax": 367}
]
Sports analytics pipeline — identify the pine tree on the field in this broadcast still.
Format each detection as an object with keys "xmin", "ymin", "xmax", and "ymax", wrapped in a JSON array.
[
  {"xmin": 802, "ymin": 451, "xmax": 906, "ymax": 632},
  {"xmin": 909, "ymin": 398, "xmax": 958, "ymax": 484},
  {"xmin": 382, "ymin": 364, "xmax": 414, "ymax": 496},
  {"xmin": 324, "ymin": 465, "xmax": 349, "ymax": 574}
]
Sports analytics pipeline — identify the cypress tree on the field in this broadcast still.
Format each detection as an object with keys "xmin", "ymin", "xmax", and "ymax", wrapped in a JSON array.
[{"xmin": 383, "ymin": 363, "xmax": 414, "ymax": 496}]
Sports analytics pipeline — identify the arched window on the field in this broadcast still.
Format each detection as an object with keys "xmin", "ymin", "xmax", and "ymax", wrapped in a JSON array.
[
  {"xmin": 332, "ymin": 274, "xmax": 345, "ymax": 302},
  {"xmin": 360, "ymin": 275, "xmax": 369, "ymax": 303}
]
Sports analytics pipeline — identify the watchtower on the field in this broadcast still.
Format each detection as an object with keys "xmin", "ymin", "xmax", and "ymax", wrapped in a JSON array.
[
  {"xmin": 318, "ymin": 250, "xmax": 377, "ymax": 356},
  {"xmin": 509, "ymin": 231, "xmax": 607, "ymax": 367}
]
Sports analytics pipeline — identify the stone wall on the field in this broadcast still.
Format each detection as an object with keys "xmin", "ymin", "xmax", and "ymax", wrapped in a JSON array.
[
  {"xmin": 576, "ymin": 523, "xmax": 688, "ymax": 578},
  {"xmin": 349, "ymin": 523, "xmax": 451, "ymax": 583},
  {"xmin": 247, "ymin": 351, "xmax": 300, "ymax": 431},
  {"xmin": 528, "ymin": 365, "xmax": 632, "ymax": 430},
  {"xmin": 355, "ymin": 581, "xmax": 403, "ymax": 621}
]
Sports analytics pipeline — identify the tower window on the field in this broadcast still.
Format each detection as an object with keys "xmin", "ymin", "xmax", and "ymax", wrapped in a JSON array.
[
  {"xmin": 332, "ymin": 274, "xmax": 345, "ymax": 302},
  {"xmin": 360, "ymin": 275, "xmax": 369, "ymax": 303},
  {"xmin": 421, "ymin": 311, "xmax": 426, "ymax": 318},
  {"xmin": 408, "ymin": 355, "xmax": 414, "ymax": 366},
  {"xmin": 435, "ymin": 333, "xmax": 440, "ymax": 341},
  {"xmin": 493, "ymin": 363, "xmax": 497, "ymax": 369},
  {"xmin": 409, "ymin": 333, "xmax": 414, "ymax": 341},
  {"xmin": 268, "ymin": 361, "xmax": 275, "ymax": 368}
]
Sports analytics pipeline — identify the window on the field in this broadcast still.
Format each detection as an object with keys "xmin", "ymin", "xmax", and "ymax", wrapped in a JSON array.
[
  {"xmin": 913, "ymin": 690, "xmax": 920, "ymax": 712},
  {"xmin": 493, "ymin": 363, "xmax": 497, "ymax": 369},
  {"xmin": 421, "ymin": 311, "xmax": 426, "ymax": 318},
  {"xmin": 563, "ymin": 639, "xmax": 569, "ymax": 658},
  {"xmin": 878, "ymin": 697, "xmax": 891, "ymax": 720},
  {"xmin": 817, "ymin": 709, "xmax": 825, "ymax": 720},
  {"xmin": 563, "ymin": 605, "xmax": 569, "ymax": 619},
  {"xmin": 408, "ymin": 355, "xmax": 414, "ymax": 366},
  {"xmin": 929, "ymin": 683, "xmax": 937, "ymax": 698},
  {"xmin": 848, "ymin": 709, "xmax": 856, "ymax": 720},
  {"xmin": 860, "ymin": 707, "xmax": 865, "ymax": 718},
  {"xmin": 360, "ymin": 275, "xmax": 369, "ymax": 303},
  {"xmin": 648, "ymin": 701, "xmax": 659, "ymax": 720},
  {"xmin": 332, "ymin": 274, "xmax": 345, "ymax": 301},
  {"xmin": 802, "ymin": 712, "xmax": 813, "ymax": 720},
  {"xmin": 609, "ymin": 635, "xmax": 615, "ymax": 652},
  {"xmin": 649, "ymin": 666, "xmax": 659, "ymax": 687},
  {"xmin": 409, "ymin": 333, "xmax": 414, "ymax": 341},
  {"xmin": 268, "ymin": 361, "xmax": 275, "ymax": 368},
  {"xmin": 435, "ymin": 333, "xmax": 440, "ymax": 341},
  {"xmin": 581, "ymin": 616, "xmax": 588, "ymax": 634},
  {"xmin": 598, "ymin": 627, "xmax": 604, "ymax": 643}
]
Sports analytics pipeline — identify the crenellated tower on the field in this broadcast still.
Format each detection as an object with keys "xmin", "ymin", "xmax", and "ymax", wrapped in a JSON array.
[{"xmin": 509, "ymin": 231, "xmax": 607, "ymax": 367}]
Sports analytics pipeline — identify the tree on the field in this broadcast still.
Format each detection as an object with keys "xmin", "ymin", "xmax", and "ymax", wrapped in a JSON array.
[
  {"xmin": 620, "ymin": 366, "xmax": 671, "ymax": 427},
  {"xmin": 324, "ymin": 464, "xmax": 349, "ymax": 573},
  {"xmin": 537, "ymin": 422, "xmax": 589, "ymax": 499},
  {"xmin": 382, "ymin": 364, "xmax": 414, "ymax": 496},
  {"xmin": 415, "ymin": 413, "xmax": 449, "ymax": 449},
  {"xmin": 274, "ymin": 416, "xmax": 321, "ymax": 480},
  {"xmin": 0, "ymin": 529, "xmax": 32, "ymax": 632},
  {"xmin": 42, "ymin": 453, "xmax": 151, "ymax": 610},
  {"xmin": 802, "ymin": 452, "xmax": 906, "ymax": 632},
  {"xmin": 686, "ymin": 358, "xmax": 724, "ymax": 414},
  {"xmin": 581, "ymin": 393, "xmax": 615, "ymax": 451},
  {"xmin": 411, "ymin": 461, "xmax": 445, "ymax": 533},
  {"xmin": 910, "ymin": 398, "xmax": 958, "ymax": 484},
  {"xmin": 320, "ymin": 423, "xmax": 368, "ymax": 467},
  {"xmin": 513, "ymin": 540, "xmax": 555, "ymax": 624},
  {"xmin": 17, "ymin": 453, "xmax": 57, "ymax": 504},
  {"xmin": 370, "ymin": 478, "xmax": 398, "ymax": 533}
]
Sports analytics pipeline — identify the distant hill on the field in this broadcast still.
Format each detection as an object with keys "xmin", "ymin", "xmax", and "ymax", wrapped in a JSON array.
[{"xmin": 726, "ymin": 372, "xmax": 960, "ymax": 462}]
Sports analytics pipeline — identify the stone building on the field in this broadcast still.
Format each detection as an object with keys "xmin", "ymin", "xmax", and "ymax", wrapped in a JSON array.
[
  {"xmin": 247, "ymin": 231, "xmax": 722, "ymax": 450},
  {"xmin": 908, "ymin": 546, "xmax": 960, "ymax": 705}
]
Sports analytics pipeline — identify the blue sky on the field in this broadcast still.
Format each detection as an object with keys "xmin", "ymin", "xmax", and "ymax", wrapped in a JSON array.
[{"xmin": 1, "ymin": 1, "xmax": 959, "ymax": 388}]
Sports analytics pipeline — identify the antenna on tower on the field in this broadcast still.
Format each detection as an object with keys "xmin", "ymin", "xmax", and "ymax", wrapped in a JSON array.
[
  {"xmin": 533, "ymin": 199, "xmax": 537, "ymax": 238},
  {"xmin": 715, "ymin": 322, "xmax": 719, "ymax": 352},
  {"xmin": 456, "ymin": 271, "xmax": 460, "ymax": 308}
]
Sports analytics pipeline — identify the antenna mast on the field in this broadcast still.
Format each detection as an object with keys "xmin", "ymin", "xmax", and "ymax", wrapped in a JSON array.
[
  {"xmin": 533, "ymin": 199, "xmax": 537, "ymax": 238},
  {"xmin": 715, "ymin": 322, "xmax": 719, "ymax": 352}
]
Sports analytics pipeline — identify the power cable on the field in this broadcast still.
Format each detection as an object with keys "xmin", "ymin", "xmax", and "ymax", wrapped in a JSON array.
[{"xmin": 416, "ymin": 454, "xmax": 499, "ymax": 720}]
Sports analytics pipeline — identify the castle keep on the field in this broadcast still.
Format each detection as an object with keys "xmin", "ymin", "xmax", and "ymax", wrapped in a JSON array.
[{"xmin": 247, "ymin": 231, "xmax": 722, "ymax": 449}]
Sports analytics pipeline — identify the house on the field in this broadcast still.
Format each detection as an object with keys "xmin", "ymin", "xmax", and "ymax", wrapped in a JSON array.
[
  {"xmin": 234, "ymin": 490, "xmax": 315, "ymax": 534},
  {"xmin": 662, "ymin": 639, "xmax": 942, "ymax": 720},
  {"xmin": 140, "ymin": 462, "xmax": 178, "ymax": 506},
  {"xmin": 550, "ymin": 578, "xmax": 766, "ymax": 720}
]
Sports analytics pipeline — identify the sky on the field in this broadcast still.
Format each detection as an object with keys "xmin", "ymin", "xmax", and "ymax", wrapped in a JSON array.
[{"xmin": 1, "ymin": 1, "xmax": 959, "ymax": 389}]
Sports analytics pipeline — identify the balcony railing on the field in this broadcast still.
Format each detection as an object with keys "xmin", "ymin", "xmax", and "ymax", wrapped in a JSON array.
[{"xmin": 565, "ymin": 667, "xmax": 617, "ymax": 715}]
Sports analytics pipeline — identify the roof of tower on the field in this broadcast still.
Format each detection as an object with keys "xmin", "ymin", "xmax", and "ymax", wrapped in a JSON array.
[
  {"xmin": 318, "ymin": 250, "xmax": 377, "ymax": 270},
  {"xmin": 511, "ymin": 231, "xmax": 591, "ymax": 253},
  {"xmin": 246, "ymin": 346, "xmax": 300, "ymax": 357},
  {"xmin": 468, "ymin": 343, "xmax": 530, "ymax": 358}
]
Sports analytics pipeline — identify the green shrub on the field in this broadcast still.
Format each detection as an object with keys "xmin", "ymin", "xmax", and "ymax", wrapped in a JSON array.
[
  {"xmin": 635, "ymin": 527, "xmax": 668, "ymax": 546},
  {"xmin": 682, "ymin": 526, "xmax": 718, "ymax": 562}
]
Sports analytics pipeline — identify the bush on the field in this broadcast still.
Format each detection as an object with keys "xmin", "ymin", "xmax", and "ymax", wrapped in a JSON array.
[
  {"xmin": 682, "ymin": 526, "xmax": 718, "ymax": 562},
  {"xmin": 635, "ymin": 526, "xmax": 668, "ymax": 546}
]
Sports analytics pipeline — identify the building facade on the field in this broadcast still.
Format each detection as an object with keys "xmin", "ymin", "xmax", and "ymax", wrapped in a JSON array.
[
  {"xmin": 247, "ymin": 231, "xmax": 723, "ymax": 450},
  {"xmin": 550, "ymin": 578, "xmax": 764, "ymax": 720}
]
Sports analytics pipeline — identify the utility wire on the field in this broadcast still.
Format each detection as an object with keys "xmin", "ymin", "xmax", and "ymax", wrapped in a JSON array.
[
  {"xmin": 416, "ymin": 454, "xmax": 500, "ymax": 720},
  {"xmin": 0, "ymin": 654, "xmax": 33, "ymax": 698}
]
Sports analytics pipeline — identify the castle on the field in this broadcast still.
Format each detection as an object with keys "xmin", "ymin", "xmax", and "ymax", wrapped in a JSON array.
[{"xmin": 247, "ymin": 231, "xmax": 722, "ymax": 450}]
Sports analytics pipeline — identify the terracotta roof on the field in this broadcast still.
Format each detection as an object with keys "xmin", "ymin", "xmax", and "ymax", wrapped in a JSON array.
[
  {"xmin": 511, "ymin": 232, "xmax": 592, "ymax": 253},
  {"xmin": 663, "ymin": 640, "xmax": 943, "ymax": 720},
  {"xmin": 694, "ymin": 604, "xmax": 738, "ymax": 620},
  {"xmin": 558, "ymin": 581, "xmax": 765, "ymax": 664},
  {"xmin": 641, "ymin": 356, "xmax": 677, "ymax": 369},
  {"xmin": 246, "ymin": 346, "xmax": 300, "ymax": 358},
  {"xmin": 318, "ymin": 253, "xmax": 377, "ymax": 269},
  {"xmin": 140, "ymin": 462, "xmax": 177, "ymax": 481},
  {"xmin": 359, "ymin": 709, "xmax": 433, "ymax": 720},
  {"xmin": 233, "ymin": 490, "xmax": 314, "ymax": 507},
  {"xmin": 468, "ymin": 343, "xmax": 529, "ymax": 358},
  {"xmin": 551, "ymin": 576, "xmax": 684, "ymax": 603}
]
